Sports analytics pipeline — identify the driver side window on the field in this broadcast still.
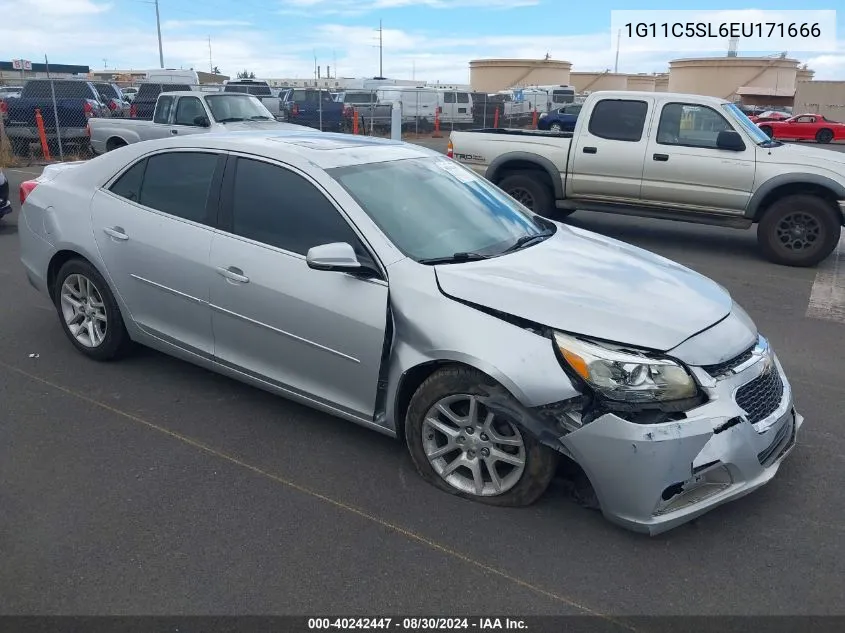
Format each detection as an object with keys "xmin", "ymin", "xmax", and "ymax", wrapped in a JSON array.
[
  {"xmin": 657, "ymin": 103, "xmax": 734, "ymax": 149},
  {"xmin": 174, "ymin": 97, "xmax": 205, "ymax": 126}
]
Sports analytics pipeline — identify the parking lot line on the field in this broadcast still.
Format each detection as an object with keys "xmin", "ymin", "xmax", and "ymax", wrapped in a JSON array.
[
  {"xmin": 0, "ymin": 358, "xmax": 637, "ymax": 631},
  {"xmin": 806, "ymin": 235, "xmax": 845, "ymax": 323}
]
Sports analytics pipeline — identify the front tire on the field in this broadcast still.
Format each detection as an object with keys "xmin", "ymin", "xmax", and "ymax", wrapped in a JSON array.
[
  {"xmin": 757, "ymin": 195, "xmax": 842, "ymax": 267},
  {"xmin": 760, "ymin": 125, "xmax": 773, "ymax": 138},
  {"xmin": 405, "ymin": 367, "xmax": 558, "ymax": 507},
  {"xmin": 53, "ymin": 259, "xmax": 132, "ymax": 361}
]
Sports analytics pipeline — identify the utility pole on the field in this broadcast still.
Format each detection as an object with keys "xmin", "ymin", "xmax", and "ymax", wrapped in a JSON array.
[
  {"xmin": 379, "ymin": 19, "xmax": 383, "ymax": 78},
  {"xmin": 155, "ymin": 0, "xmax": 164, "ymax": 68},
  {"xmin": 208, "ymin": 36, "xmax": 213, "ymax": 73},
  {"xmin": 614, "ymin": 28, "xmax": 620, "ymax": 73}
]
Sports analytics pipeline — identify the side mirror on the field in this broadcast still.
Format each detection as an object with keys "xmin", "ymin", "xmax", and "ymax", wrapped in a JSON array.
[
  {"xmin": 716, "ymin": 129, "xmax": 746, "ymax": 151},
  {"xmin": 194, "ymin": 115, "xmax": 211, "ymax": 127},
  {"xmin": 306, "ymin": 242, "xmax": 363, "ymax": 272}
]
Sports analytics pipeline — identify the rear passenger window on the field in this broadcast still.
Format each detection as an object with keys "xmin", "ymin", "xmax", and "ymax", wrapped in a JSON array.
[
  {"xmin": 588, "ymin": 99, "xmax": 649, "ymax": 142},
  {"xmin": 138, "ymin": 152, "xmax": 218, "ymax": 224},
  {"xmin": 109, "ymin": 160, "xmax": 147, "ymax": 203},
  {"xmin": 443, "ymin": 92, "xmax": 456, "ymax": 103},
  {"xmin": 457, "ymin": 93, "xmax": 469, "ymax": 103}
]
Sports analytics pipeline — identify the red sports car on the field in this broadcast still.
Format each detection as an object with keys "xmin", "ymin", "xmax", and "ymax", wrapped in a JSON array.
[{"xmin": 757, "ymin": 114, "xmax": 845, "ymax": 144}]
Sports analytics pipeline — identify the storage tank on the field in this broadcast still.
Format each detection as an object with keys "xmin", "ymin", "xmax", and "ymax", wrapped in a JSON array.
[
  {"xmin": 570, "ymin": 71, "xmax": 627, "ymax": 93},
  {"xmin": 626, "ymin": 74, "xmax": 656, "ymax": 92},
  {"xmin": 469, "ymin": 58, "xmax": 572, "ymax": 93},
  {"xmin": 668, "ymin": 56, "xmax": 799, "ymax": 99}
]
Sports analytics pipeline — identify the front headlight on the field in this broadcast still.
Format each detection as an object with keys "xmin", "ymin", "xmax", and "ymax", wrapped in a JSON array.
[{"xmin": 554, "ymin": 331, "xmax": 698, "ymax": 403}]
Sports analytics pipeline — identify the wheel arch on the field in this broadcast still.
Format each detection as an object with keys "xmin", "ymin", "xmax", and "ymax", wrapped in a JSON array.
[
  {"xmin": 486, "ymin": 152, "xmax": 564, "ymax": 199},
  {"xmin": 105, "ymin": 136, "xmax": 129, "ymax": 151},
  {"xmin": 746, "ymin": 175, "xmax": 845, "ymax": 224}
]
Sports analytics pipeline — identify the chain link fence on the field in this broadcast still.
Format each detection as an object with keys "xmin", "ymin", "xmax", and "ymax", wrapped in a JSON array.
[{"xmin": 1, "ymin": 77, "xmax": 551, "ymax": 166}]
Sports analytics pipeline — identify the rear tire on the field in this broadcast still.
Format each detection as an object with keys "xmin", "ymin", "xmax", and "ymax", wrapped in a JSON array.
[
  {"xmin": 550, "ymin": 122, "xmax": 563, "ymax": 133},
  {"xmin": 816, "ymin": 129, "xmax": 833, "ymax": 144},
  {"xmin": 405, "ymin": 366, "xmax": 558, "ymax": 507},
  {"xmin": 498, "ymin": 172, "xmax": 555, "ymax": 218},
  {"xmin": 106, "ymin": 137, "xmax": 127, "ymax": 152},
  {"xmin": 53, "ymin": 259, "xmax": 133, "ymax": 361},
  {"xmin": 757, "ymin": 194, "xmax": 841, "ymax": 267}
]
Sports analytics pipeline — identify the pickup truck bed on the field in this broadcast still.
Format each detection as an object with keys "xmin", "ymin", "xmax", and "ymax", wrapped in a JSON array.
[{"xmin": 449, "ymin": 89, "xmax": 845, "ymax": 268}]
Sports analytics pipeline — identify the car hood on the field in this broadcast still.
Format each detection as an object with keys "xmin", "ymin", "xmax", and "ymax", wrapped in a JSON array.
[
  {"xmin": 221, "ymin": 120, "xmax": 313, "ymax": 132},
  {"xmin": 757, "ymin": 142, "xmax": 845, "ymax": 170},
  {"xmin": 434, "ymin": 225, "xmax": 733, "ymax": 351}
]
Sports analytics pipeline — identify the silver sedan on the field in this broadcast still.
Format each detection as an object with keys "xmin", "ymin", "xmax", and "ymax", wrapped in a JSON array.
[{"xmin": 17, "ymin": 131, "xmax": 803, "ymax": 534}]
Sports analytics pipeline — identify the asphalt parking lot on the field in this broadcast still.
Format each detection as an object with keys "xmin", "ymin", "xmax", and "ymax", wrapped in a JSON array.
[{"xmin": 1, "ymin": 142, "xmax": 845, "ymax": 621}]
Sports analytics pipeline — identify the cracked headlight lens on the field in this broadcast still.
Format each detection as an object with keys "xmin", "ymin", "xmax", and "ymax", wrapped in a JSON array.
[{"xmin": 554, "ymin": 331, "xmax": 698, "ymax": 403}]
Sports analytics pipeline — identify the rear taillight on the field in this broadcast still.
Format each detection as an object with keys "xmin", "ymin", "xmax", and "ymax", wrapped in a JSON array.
[
  {"xmin": 130, "ymin": 103, "xmax": 137, "ymax": 118},
  {"xmin": 343, "ymin": 106, "xmax": 353, "ymax": 117},
  {"xmin": 20, "ymin": 180, "xmax": 38, "ymax": 205},
  {"xmin": 292, "ymin": 104, "xmax": 299, "ymax": 116},
  {"xmin": 84, "ymin": 101, "xmax": 94, "ymax": 118},
  {"xmin": 446, "ymin": 140, "xmax": 454, "ymax": 159},
  {"xmin": 0, "ymin": 100, "xmax": 7, "ymax": 114},
  {"xmin": 108, "ymin": 99, "xmax": 118, "ymax": 110}
]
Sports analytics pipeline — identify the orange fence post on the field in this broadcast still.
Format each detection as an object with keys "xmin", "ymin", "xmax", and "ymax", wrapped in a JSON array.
[
  {"xmin": 353, "ymin": 109, "xmax": 359, "ymax": 135},
  {"xmin": 532, "ymin": 109, "xmax": 538, "ymax": 129},
  {"xmin": 432, "ymin": 107, "xmax": 442, "ymax": 138},
  {"xmin": 34, "ymin": 108, "xmax": 51, "ymax": 161},
  {"xmin": 493, "ymin": 106, "xmax": 499, "ymax": 129}
]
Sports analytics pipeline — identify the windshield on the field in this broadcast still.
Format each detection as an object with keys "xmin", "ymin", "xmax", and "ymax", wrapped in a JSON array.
[
  {"xmin": 723, "ymin": 103, "xmax": 771, "ymax": 145},
  {"xmin": 328, "ymin": 157, "xmax": 552, "ymax": 262},
  {"xmin": 205, "ymin": 94, "xmax": 273, "ymax": 121}
]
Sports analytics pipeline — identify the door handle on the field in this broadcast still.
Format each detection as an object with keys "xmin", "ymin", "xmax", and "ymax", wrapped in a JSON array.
[
  {"xmin": 103, "ymin": 226, "xmax": 128, "ymax": 241},
  {"xmin": 583, "ymin": 146, "xmax": 597, "ymax": 154},
  {"xmin": 216, "ymin": 266, "xmax": 250, "ymax": 284},
  {"xmin": 171, "ymin": 129, "xmax": 178, "ymax": 135},
  {"xmin": 653, "ymin": 153, "xmax": 669, "ymax": 161}
]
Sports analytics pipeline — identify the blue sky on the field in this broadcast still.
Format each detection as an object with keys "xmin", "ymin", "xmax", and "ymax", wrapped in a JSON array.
[{"xmin": 1, "ymin": 0, "xmax": 843, "ymax": 82}]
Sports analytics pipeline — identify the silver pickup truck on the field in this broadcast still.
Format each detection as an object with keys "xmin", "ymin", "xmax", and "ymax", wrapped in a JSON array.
[
  {"xmin": 449, "ymin": 90, "xmax": 845, "ymax": 267},
  {"xmin": 88, "ymin": 91, "xmax": 309, "ymax": 154}
]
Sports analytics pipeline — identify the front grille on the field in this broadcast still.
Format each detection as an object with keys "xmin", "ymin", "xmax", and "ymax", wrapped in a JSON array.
[
  {"xmin": 735, "ymin": 367, "xmax": 784, "ymax": 425},
  {"xmin": 702, "ymin": 345, "xmax": 755, "ymax": 378}
]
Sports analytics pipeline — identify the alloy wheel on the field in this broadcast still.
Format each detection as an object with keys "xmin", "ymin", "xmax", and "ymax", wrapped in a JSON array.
[
  {"xmin": 775, "ymin": 212, "xmax": 821, "ymax": 252},
  {"xmin": 421, "ymin": 394, "xmax": 526, "ymax": 497},
  {"xmin": 60, "ymin": 273, "xmax": 108, "ymax": 348}
]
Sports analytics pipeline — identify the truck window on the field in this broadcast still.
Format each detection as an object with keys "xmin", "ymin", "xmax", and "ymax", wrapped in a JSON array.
[
  {"xmin": 443, "ymin": 92, "xmax": 456, "ymax": 104},
  {"xmin": 154, "ymin": 96, "xmax": 175, "ymax": 124},
  {"xmin": 588, "ymin": 99, "xmax": 648, "ymax": 142},
  {"xmin": 21, "ymin": 80, "xmax": 95, "ymax": 100},
  {"xmin": 657, "ymin": 103, "xmax": 733, "ymax": 149},
  {"xmin": 457, "ymin": 93, "xmax": 470, "ymax": 103},
  {"xmin": 174, "ymin": 97, "xmax": 205, "ymax": 126}
]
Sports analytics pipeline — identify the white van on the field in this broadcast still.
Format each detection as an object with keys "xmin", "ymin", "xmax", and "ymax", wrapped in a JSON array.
[
  {"xmin": 146, "ymin": 69, "xmax": 200, "ymax": 85},
  {"xmin": 377, "ymin": 87, "xmax": 439, "ymax": 125},
  {"xmin": 437, "ymin": 89, "xmax": 473, "ymax": 126}
]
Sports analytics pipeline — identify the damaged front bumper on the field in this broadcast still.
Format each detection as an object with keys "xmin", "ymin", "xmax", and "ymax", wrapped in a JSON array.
[{"xmin": 539, "ymin": 337, "xmax": 801, "ymax": 535}]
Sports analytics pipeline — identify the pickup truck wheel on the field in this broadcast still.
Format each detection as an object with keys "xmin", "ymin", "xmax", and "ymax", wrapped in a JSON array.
[
  {"xmin": 815, "ymin": 129, "xmax": 833, "ymax": 144},
  {"xmin": 106, "ymin": 138, "xmax": 127, "ymax": 152},
  {"xmin": 760, "ymin": 125, "xmax": 773, "ymax": 138},
  {"xmin": 405, "ymin": 367, "xmax": 558, "ymax": 507},
  {"xmin": 498, "ymin": 173, "xmax": 555, "ymax": 217},
  {"xmin": 550, "ymin": 122, "xmax": 563, "ymax": 133},
  {"xmin": 757, "ymin": 195, "xmax": 842, "ymax": 267}
]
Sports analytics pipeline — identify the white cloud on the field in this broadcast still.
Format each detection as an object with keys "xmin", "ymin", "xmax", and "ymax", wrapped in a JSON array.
[
  {"xmin": 279, "ymin": 0, "xmax": 537, "ymax": 17},
  {"xmin": 26, "ymin": 0, "xmax": 110, "ymax": 15},
  {"xmin": 162, "ymin": 20, "xmax": 252, "ymax": 30}
]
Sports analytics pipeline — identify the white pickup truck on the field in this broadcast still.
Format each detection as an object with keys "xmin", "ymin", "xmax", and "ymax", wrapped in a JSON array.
[
  {"xmin": 88, "ymin": 91, "xmax": 309, "ymax": 154},
  {"xmin": 449, "ymin": 90, "xmax": 845, "ymax": 267}
]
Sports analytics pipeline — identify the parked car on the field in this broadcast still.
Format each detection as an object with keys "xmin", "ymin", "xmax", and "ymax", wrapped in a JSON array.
[
  {"xmin": 448, "ymin": 90, "xmax": 845, "ymax": 267},
  {"xmin": 0, "ymin": 169, "xmax": 11, "ymax": 220},
  {"xmin": 0, "ymin": 85, "xmax": 23, "ymax": 120},
  {"xmin": 89, "ymin": 91, "xmax": 310, "ymax": 154},
  {"xmin": 3, "ymin": 79, "xmax": 108, "ymax": 157},
  {"xmin": 94, "ymin": 82, "xmax": 130, "ymax": 118},
  {"xmin": 122, "ymin": 87, "xmax": 139, "ymax": 102},
  {"xmin": 537, "ymin": 103, "xmax": 582, "ymax": 133},
  {"xmin": 757, "ymin": 114, "xmax": 845, "ymax": 144},
  {"xmin": 130, "ymin": 82, "xmax": 193, "ymax": 120},
  {"xmin": 222, "ymin": 79, "xmax": 283, "ymax": 118},
  {"xmin": 747, "ymin": 110, "xmax": 791, "ymax": 124},
  {"xmin": 334, "ymin": 90, "xmax": 392, "ymax": 131},
  {"xmin": 280, "ymin": 88, "xmax": 344, "ymax": 131},
  {"xmin": 17, "ymin": 131, "xmax": 803, "ymax": 536}
]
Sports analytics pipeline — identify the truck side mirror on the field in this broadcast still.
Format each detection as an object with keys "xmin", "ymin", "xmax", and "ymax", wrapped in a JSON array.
[
  {"xmin": 194, "ymin": 115, "xmax": 211, "ymax": 127},
  {"xmin": 716, "ymin": 130, "xmax": 745, "ymax": 151}
]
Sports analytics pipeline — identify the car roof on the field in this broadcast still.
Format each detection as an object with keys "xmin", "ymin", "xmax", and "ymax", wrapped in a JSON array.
[{"xmin": 129, "ymin": 131, "xmax": 438, "ymax": 169}]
